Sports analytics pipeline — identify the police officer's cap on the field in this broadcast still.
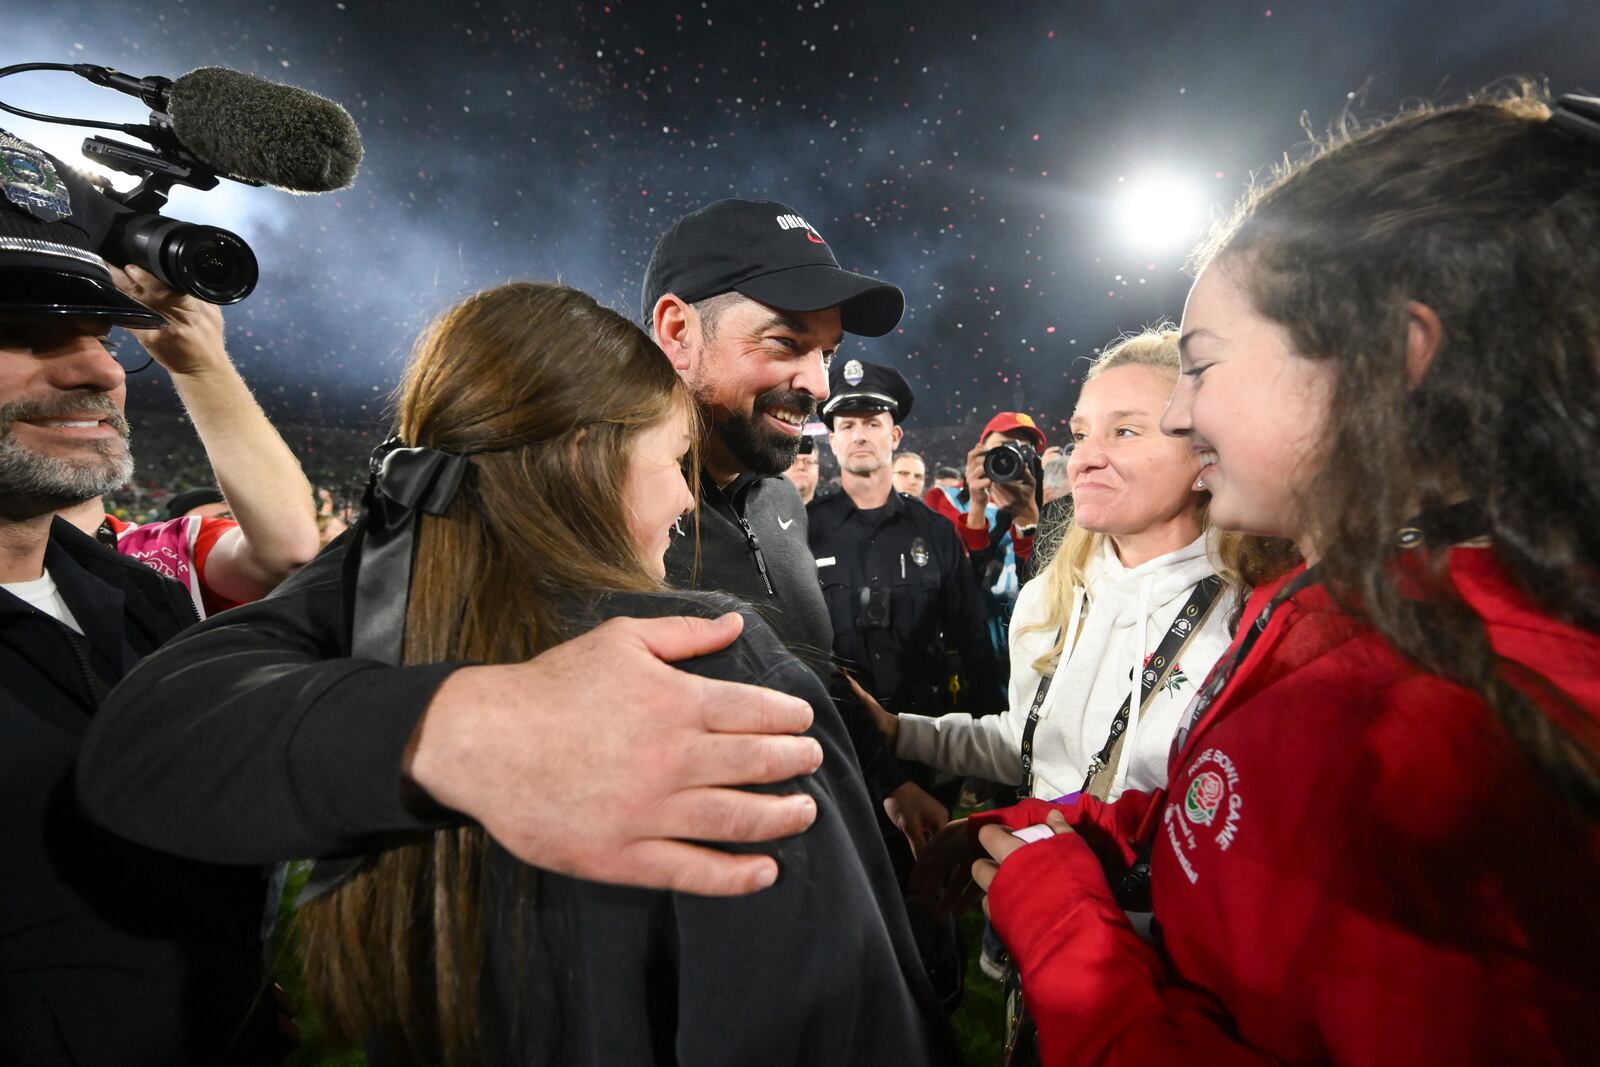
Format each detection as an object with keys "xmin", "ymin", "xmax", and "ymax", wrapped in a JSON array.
[
  {"xmin": 0, "ymin": 130, "xmax": 165, "ymax": 328},
  {"xmin": 822, "ymin": 358, "xmax": 914, "ymax": 427}
]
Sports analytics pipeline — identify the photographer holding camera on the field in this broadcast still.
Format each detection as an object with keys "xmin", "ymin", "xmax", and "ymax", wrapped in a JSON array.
[{"xmin": 926, "ymin": 412, "xmax": 1049, "ymax": 668}]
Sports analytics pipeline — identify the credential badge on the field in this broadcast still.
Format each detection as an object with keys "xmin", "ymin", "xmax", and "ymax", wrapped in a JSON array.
[
  {"xmin": 909, "ymin": 536, "xmax": 930, "ymax": 568},
  {"xmin": 0, "ymin": 131, "xmax": 72, "ymax": 223},
  {"xmin": 843, "ymin": 359, "xmax": 865, "ymax": 386}
]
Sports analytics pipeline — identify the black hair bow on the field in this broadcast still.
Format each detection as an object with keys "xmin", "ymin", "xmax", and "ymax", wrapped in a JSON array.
[
  {"xmin": 350, "ymin": 438, "xmax": 473, "ymax": 667},
  {"xmin": 298, "ymin": 439, "xmax": 472, "ymax": 906}
]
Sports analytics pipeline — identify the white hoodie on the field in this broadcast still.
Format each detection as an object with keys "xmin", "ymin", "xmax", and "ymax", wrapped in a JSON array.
[{"xmin": 895, "ymin": 532, "xmax": 1236, "ymax": 802}]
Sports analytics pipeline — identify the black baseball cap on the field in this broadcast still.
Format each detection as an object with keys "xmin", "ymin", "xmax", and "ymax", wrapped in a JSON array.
[
  {"xmin": 0, "ymin": 129, "xmax": 166, "ymax": 328},
  {"xmin": 641, "ymin": 198, "xmax": 904, "ymax": 336},
  {"xmin": 822, "ymin": 358, "xmax": 915, "ymax": 426}
]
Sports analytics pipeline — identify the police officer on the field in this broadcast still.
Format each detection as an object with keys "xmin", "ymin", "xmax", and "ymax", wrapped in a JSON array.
[{"xmin": 808, "ymin": 358, "xmax": 1003, "ymax": 802}]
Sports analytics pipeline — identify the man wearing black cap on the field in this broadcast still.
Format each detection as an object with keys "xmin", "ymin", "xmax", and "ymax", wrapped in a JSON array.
[
  {"xmin": 0, "ymin": 132, "xmax": 282, "ymax": 1063},
  {"xmin": 809, "ymin": 359, "xmax": 1004, "ymax": 827},
  {"xmin": 645, "ymin": 197, "xmax": 923, "ymax": 808}
]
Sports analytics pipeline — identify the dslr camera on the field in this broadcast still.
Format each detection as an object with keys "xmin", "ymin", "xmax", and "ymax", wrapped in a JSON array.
[{"xmin": 982, "ymin": 440, "xmax": 1039, "ymax": 485}]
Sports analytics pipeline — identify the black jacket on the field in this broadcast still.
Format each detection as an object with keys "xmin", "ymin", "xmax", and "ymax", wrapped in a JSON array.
[
  {"xmin": 2, "ymin": 519, "xmax": 270, "ymax": 1066},
  {"xmin": 666, "ymin": 469, "xmax": 909, "ymax": 795},
  {"xmin": 78, "ymin": 540, "xmax": 458, "ymax": 865},
  {"xmin": 79, "ymin": 545, "xmax": 962, "ymax": 1065},
  {"xmin": 473, "ymin": 591, "xmax": 961, "ymax": 1066},
  {"xmin": 808, "ymin": 488, "xmax": 1003, "ymax": 717}
]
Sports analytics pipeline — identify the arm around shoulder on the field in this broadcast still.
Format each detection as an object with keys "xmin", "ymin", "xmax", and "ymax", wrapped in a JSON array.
[{"xmin": 79, "ymin": 546, "xmax": 463, "ymax": 863}]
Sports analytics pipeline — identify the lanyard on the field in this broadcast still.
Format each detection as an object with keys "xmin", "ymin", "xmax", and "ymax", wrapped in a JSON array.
[
  {"xmin": 1080, "ymin": 576, "xmax": 1221, "ymax": 798},
  {"xmin": 1016, "ymin": 633, "xmax": 1062, "ymax": 798},
  {"xmin": 1107, "ymin": 568, "xmax": 1318, "ymax": 911},
  {"xmin": 1018, "ymin": 575, "xmax": 1220, "ymax": 798},
  {"xmin": 1165, "ymin": 567, "xmax": 1320, "ymax": 767},
  {"xmin": 1168, "ymin": 502, "xmax": 1483, "ymax": 767}
]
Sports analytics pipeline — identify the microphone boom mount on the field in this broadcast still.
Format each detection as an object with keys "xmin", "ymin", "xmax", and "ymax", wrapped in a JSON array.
[{"xmin": 0, "ymin": 61, "xmax": 262, "ymax": 303}]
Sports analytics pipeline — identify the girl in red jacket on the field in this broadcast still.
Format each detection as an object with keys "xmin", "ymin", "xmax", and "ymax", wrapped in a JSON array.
[{"xmin": 931, "ymin": 86, "xmax": 1600, "ymax": 1065}]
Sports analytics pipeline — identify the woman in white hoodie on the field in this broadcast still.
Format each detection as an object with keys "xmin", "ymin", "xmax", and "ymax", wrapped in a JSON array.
[{"xmin": 870, "ymin": 329, "xmax": 1258, "ymax": 805}]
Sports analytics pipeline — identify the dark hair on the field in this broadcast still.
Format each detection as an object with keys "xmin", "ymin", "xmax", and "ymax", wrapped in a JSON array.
[
  {"xmin": 690, "ymin": 290, "xmax": 743, "ymax": 340},
  {"xmin": 299, "ymin": 282, "xmax": 698, "ymax": 1064},
  {"xmin": 1194, "ymin": 83, "xmax": 1600, "ymax": 812}
]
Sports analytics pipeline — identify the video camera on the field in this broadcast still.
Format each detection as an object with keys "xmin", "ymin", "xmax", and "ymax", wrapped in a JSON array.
[{"xmin": 0, "ymin": 61, "xmax": 362, "ymax": 305}]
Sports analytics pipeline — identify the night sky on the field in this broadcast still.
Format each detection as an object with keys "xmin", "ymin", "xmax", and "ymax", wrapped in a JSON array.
[{"xmin": 4, "ymin": 0, "xmax": 1596, "ymax": 441}]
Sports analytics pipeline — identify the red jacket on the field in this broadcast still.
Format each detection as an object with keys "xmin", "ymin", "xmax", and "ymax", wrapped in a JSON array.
[{"xmin": 976, "ymin": 549, "xmax": 1600, "ymax": 1065}]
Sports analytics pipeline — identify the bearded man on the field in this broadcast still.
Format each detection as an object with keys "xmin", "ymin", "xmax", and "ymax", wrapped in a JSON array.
[
  {"xmin": 0, "ymin": 135, "xmax": 281, "ymax": 1064},
  {"xmin": 646, "ymin": 199, "xmax": 951, "ymax": 846}
]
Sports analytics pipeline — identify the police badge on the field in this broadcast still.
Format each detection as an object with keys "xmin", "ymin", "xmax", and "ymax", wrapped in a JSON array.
[
  {"xmin": 0, "ymin": 130, "xmax": 73, "ymax": 224},
  {"xmin": 909, "ymin": 536, "xmax": 930, "ymax": 568},
  {"xmin": 842, "ymin": 359, "xmax": 865, "ymax": 386}
]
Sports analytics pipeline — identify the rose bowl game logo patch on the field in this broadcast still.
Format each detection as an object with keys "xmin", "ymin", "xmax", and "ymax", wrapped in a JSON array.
[{"xmin": 1184, "ymin": 770, "xmax": 1226, "ymax": 826}]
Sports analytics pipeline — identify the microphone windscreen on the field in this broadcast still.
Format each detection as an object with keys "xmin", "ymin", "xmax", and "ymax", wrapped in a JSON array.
[{"xmin": 167, "ymin": 67, "xmax": 363, "ymax": 193}]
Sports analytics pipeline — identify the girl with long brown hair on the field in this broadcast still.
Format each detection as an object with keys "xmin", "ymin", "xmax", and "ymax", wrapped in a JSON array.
[
  {"xmin": 951, "ymin": 86, "xmax": 1600, "ymax": 1065},
  {"xmin": 296, "ymin": 282, "xmax": 960, "ymax": 1065}
]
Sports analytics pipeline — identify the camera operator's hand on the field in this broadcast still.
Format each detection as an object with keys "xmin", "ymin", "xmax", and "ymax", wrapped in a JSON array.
[
  {"xmin": 110, "ymin": 264, "xmax": 227, "ymax": 376},
  {"xmin": 963, "ymin": 443, "xmax": 992, "ymax": 528},
  {"xmin": 405, "ymin": 612, "xmax": 824, "ymax": 897},
  {"xmin": 108, "ymin": 263, "xmax": 320, "ymax": 600}
]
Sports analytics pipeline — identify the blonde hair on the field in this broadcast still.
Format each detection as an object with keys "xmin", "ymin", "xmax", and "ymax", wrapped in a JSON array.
[{"xmin": 1019, "ymin": 328, "xmax": 1279, "ymax": 672}]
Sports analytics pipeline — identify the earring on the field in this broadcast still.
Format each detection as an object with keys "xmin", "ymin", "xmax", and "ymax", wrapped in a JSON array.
[{"xmin": 1193, "ymin": 476, "xmax": 1207, "ymax": 491}]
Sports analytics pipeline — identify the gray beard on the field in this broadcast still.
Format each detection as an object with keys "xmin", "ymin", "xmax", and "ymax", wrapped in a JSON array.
[{"xmin": 0, "ymin": 433, "xmax": 134, "ymax": 521}]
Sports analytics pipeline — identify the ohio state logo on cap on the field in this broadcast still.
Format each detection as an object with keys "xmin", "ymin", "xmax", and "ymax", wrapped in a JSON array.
[{"xmin": 775, "ymin": 211, "xmax": 827, "ymax": 244}]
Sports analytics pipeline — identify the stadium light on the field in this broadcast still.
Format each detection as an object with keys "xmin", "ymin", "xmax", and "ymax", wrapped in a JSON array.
[{"xmin": 1112, "ymin": 173, "xmax": 1207, "ymax": 254}]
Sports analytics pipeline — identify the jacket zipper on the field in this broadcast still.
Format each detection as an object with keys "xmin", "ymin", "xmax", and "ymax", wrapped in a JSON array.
[
  {"xmin": 66, "ymin": 629, "xmax": 109, "ymax": 709},
  {"xmin": 736, "ymin": 515, "xmax": 776, "ymax": 596}
]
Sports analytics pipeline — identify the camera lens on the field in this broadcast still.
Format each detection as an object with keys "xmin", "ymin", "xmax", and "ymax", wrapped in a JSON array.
[
  {"xmin": 984, "ymin": 444, "xmax": 1021, "ymax": 483},
  {"xmin": 111, "ymin": 213, "xmax": 259, "ymax": 305}
]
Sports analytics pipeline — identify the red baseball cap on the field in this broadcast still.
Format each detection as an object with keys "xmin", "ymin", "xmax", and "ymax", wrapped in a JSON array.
[{"xmin": 979, "ymin": 411, "xmax": 1046, "ymax": 450}]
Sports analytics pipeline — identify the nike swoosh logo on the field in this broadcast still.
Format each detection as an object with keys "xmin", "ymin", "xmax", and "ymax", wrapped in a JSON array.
[
  {"xmin": 778, "ymin": 517, "xmax": 795, "ymax": 530},
  {"xmin": 806, "ymin": 232, "xmax": 827, "ymax": 244}
]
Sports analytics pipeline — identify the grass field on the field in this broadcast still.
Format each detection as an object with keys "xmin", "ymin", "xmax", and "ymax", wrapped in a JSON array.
[{"xmin": 950, "ymin": 907, "xmax": 1007, "ymax": 1064}]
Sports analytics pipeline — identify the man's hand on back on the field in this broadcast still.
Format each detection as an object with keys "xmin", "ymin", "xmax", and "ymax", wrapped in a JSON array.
[{"xmin": 405, "ymin": 612, "xmax": 822, "ymax": 896}]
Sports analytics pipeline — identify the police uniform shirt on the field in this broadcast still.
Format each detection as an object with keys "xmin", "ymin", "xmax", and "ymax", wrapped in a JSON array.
[{"xmin": 807, "ymin": 488, "xmax": 1002, "ymax": 716}]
